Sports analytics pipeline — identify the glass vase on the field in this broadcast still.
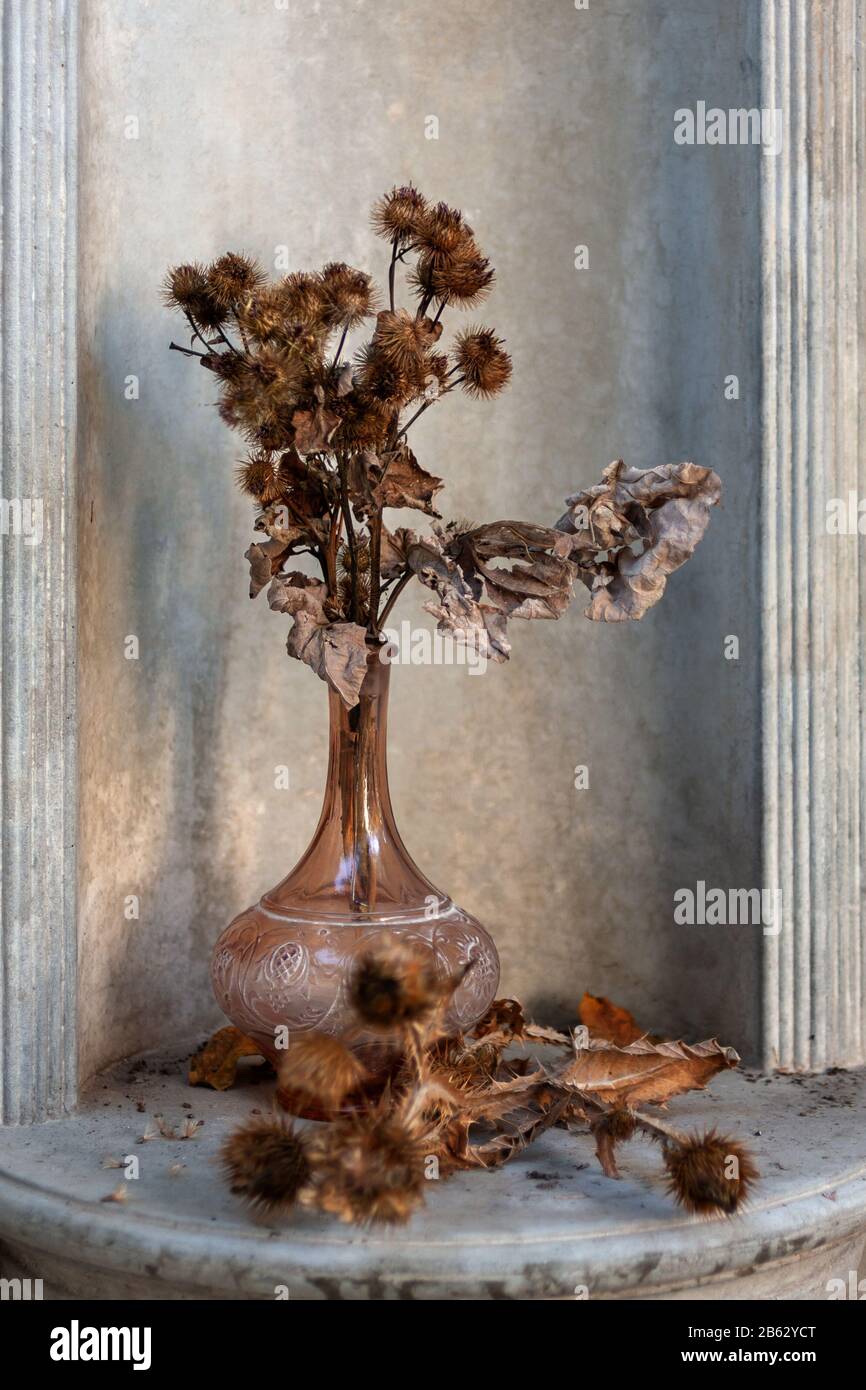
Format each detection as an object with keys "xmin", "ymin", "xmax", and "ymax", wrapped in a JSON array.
[{"xmin": 211, "ymin": 645, "xmax": 500, "ymax": 1083}]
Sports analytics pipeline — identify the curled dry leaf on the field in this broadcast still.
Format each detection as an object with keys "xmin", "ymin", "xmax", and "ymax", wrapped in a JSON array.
[
  {"xmin": 267, "ymin": 570, "xmax": 369, "ymax": 707},
  {"xmin": 552, "ymin": 1035, "xmax": 739, "ymax": 1109},
  {"xmin": 287, "ymin": 615, "xmax": 369, "ymax": 709},
  {"xmin": 253, "ymin": 504, "xmax": 307, "ymax": 547},
  {"xmin": 452, "ymin": 1096, "xmax": 570, "ymax": 1171},
  {"xmin": 291, "ymin": 403, "xmax": 340, "ymax": 455},
  {"xmin": 472, "ymin": 997, "xmax": 527, "ymax": 1040},
  {"xmin": 371, "ymin": 443, "xmax": 443, "ymax": 516},
  {"xmin": 379, "ymin": 525, "xmax": 414, "ymax": 581},
  {"xmin": 406, "ymin": 537, "xmax": 511, "ymax": 663},
  {"xmin": 188, "ymin": 1025, "xmax": 264, "ymax": 1091},
  {"xmin": 451, "ymin": 521, "xmax": 575, "ymax": 621},
  {"xmin": 556, "ymin": 460, "xmax": 721, "ymax": 622},
  {"xmin": 578, "ymin": 992, "xmax": 645, "ymax": 1046},
  {"xmin": 245, "ymin": 538, "xmax": 290, "ymax": 599}
]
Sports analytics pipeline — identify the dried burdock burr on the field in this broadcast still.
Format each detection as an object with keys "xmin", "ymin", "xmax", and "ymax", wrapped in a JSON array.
[
  {"xmin": 662, "ymin": 1127, "xmax": 759, "ymax": 1216},
  {"xmin": 221, "ymin": 1115, "xmax": 311, "ymax": 1216},
  {"xmin": 275, "ymin": 1033, "xmax": 368, "ymax": 1113},
  {"xmin": 303, "ymin": 1103, "xmax": 432, "ymax": 1226},
  {"xmin": 348, "ymin": 938, "xmax": 449, "ymax": 1032}
]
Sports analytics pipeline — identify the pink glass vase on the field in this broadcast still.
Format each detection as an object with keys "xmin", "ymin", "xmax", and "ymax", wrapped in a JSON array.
[{"xmin": 211, "ymin": 647, "xmax": 500, "ymax": 1077}]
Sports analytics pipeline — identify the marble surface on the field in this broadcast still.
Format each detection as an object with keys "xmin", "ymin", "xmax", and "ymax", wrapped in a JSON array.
[{"xmin": 0, "ymin": 1044, "xmax": 863, "ymax": 1299}]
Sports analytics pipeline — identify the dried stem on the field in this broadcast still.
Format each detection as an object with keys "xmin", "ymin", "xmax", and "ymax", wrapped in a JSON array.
[
  {"xmin": 369, "ymin": 509, "xmax": 383, "ymax": 635},
  {"xmin": 396, "ymin": 399, "xmax": 433, "ymax": 439},
  {"xmin": 337, "ymin": 454, "xmax": 360, "ymax": 622},
  {"xmin": 333, "ymin": 324, "xmax": 349, "ymax": 368},
  {"xmin": 378, "ymin": 569, "xmax": 412, "ymax": 628},
  {"xmin": 388, "ymin": 235, "xmax": 398, "ymax": 312}
]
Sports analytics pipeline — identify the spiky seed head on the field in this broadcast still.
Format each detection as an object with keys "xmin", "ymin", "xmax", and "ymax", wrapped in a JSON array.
[
  {"xmin": 276, "ymin": 1033, "xmax": 368, "ymax": 1111},
  {"xmin": 373, "ymin": 309, "xmax": 439, "ymax": 369},
  {"xmin": 278, "ymin": 272, "xmax": 330, "ymax": 330},
  {"xmin": 207, "ymin": 252, "xmax": 267, "ymax": 309},
  {"xmin": 354, "ymin": 343, "xmax": 416, "ymax": 407},
  {"xmin": 430, "ymin": 247, "xmax": 495, "ymax": 308},
  {"xmin": 235, "ymin": 449, "xmax": 281, "ymax": 501},
  {"xmin": 664, "ymin": 1128, "xmax": 759, "ymax": 1217},
  {"xmin": 162, "ymin": 262, "xmax": 227, "ymax": 329},
  {"xmin": 162, "ymin": 262, "xmax": 209, "ymax": 310},
  {"xmin": 221, "ymin": 1116, "xmax": 311, "ymax": 1215},
  {"xmin": 304, "ymin": 1107, "xmax": 429, "ymax": 1225},
  {"xmin": 319, "ymin": 262, "xmax": 376, "ymax": 328},
  {"xmin": 455, "ymin": 327, "xmax": 512, "ymax": 397},
  {"xmin": 370, "ymin": 184, "xmax": 429, "ymax": 244},
  {"xmin": 415, "ymin": 202, "xmax": 474, "ymax": 257},
  {"xmin": 349, "ymin": 938, "xmax": 447, "ymax": 1031}
]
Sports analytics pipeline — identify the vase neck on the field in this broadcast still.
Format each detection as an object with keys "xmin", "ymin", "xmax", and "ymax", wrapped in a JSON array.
[
  {"xmin": 323, "ymin": 648, "xmax": 395, "ymax": 845},
  {"xmin": 263, "ymin": 646, "xmax": 442, "ymax": 918}
]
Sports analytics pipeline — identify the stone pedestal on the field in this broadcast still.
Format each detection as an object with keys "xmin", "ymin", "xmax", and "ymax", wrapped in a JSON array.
[{"xmin": 0, "ymin": 1046, "xmax": 864, "ymax": 1300}]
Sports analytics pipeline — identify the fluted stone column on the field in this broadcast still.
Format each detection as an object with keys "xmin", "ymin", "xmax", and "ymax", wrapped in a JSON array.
[
  {"xmin": 0, "ymin": 0, "xmax": 78, "ymax": 1121},
  {"xmin": 761, "ymin": 0, "xmax": 866, "ymax": 1070}
]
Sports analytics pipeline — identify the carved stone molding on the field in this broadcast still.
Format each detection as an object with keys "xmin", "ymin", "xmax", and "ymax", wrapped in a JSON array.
[
  {"xmin": 0, "ymin": 0, "xmax": 78, "ymax": 1120},
  {"xmin": 761, "ymin": 0, "xmax": 865, "ymax": 1069}
]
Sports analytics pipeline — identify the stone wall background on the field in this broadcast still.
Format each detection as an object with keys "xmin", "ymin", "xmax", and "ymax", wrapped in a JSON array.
[{"xmin": 77, "ymin": 0, "xmax": 763, "ymax": 1079}]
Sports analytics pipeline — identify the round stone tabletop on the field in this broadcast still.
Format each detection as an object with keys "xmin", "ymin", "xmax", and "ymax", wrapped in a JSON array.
[{"xmin": 0, "ymin": 1044, "xmax": 864, "ymax": 1300}]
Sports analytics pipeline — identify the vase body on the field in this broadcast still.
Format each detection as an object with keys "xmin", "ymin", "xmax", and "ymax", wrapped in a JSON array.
[{"xmin": 211, "ymin": 648, "xmax": 500, "ymax": 1067}]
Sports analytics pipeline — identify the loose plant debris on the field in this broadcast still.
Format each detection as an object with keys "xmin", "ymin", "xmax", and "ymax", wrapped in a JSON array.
[
  {"xmin": 218, "ymin": 943, "xmax": 757, "ymax": 1227},
  {"xmin": 164, "ymin": 186, "xmax": 721, "ymax": 706},
  {"xmin": 188, "ymin": 1025, "xmax": 268, "ymax": 1091}
]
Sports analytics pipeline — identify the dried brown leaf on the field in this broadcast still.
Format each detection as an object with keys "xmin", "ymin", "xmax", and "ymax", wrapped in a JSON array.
[
  {"xmin": 244, "ymin": 538, "xmax": 290, "ymax": 598},
  {"xmin": 287, "ymin": 614, "xmax": 369, "ymax": 708},
  {"xmin": 291, "ymin": 403, "xmax": 340, "ymax": 455},
  {"xmin": 372, "ymin": 444, "xmax": 443, "ymax": 516},
  {"xmin": 266, "ymin": 571, "xmax": 370, "ymax": 707},
  {"xmin": 552, "ymin": 1036, "xmax": 739, "ymax": 1108},
  {"xmin": 579, "ymin": 992, "xmax": 645, "ymax": 1046},
  {"xmin": 188, "ymin": 1025, "xmax": 264, "ymax": 1091},
  {"xmin": 557, "ymin": 460, "xmax": 721, "ymax": 622}
]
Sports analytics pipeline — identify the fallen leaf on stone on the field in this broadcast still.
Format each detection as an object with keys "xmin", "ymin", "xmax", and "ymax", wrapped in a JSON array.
[
  {"xmin": 188, "ymin": 1025, "xmax": 264, "ymax": 1090},
  {"xmin": 552, "ymin": 1036, "xmax": 739, "ymax": 1108},
  {"xmin": 472, "ymin": 998, "xmax": 527, "ymax": 1040},
  {"xmin": 579, "ymin": 992, "xmax": 645, "ymax": 1046},
  {"xmin": 464, "ymin": 1097, "xmax": 570, "ymax": 1169}
]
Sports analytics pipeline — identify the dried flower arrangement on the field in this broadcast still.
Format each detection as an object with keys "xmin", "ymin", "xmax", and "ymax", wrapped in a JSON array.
[
  {"xmin": 168, "ymin": 188, "xmax": 739, "ymax": 1226},
  {"xmin": 164, "ymin": 185, "xmax": 722, "ymax": 706},
  {"xmin": 207, "ymin": 939, "xmax": 757, "ymax": 1226}
]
